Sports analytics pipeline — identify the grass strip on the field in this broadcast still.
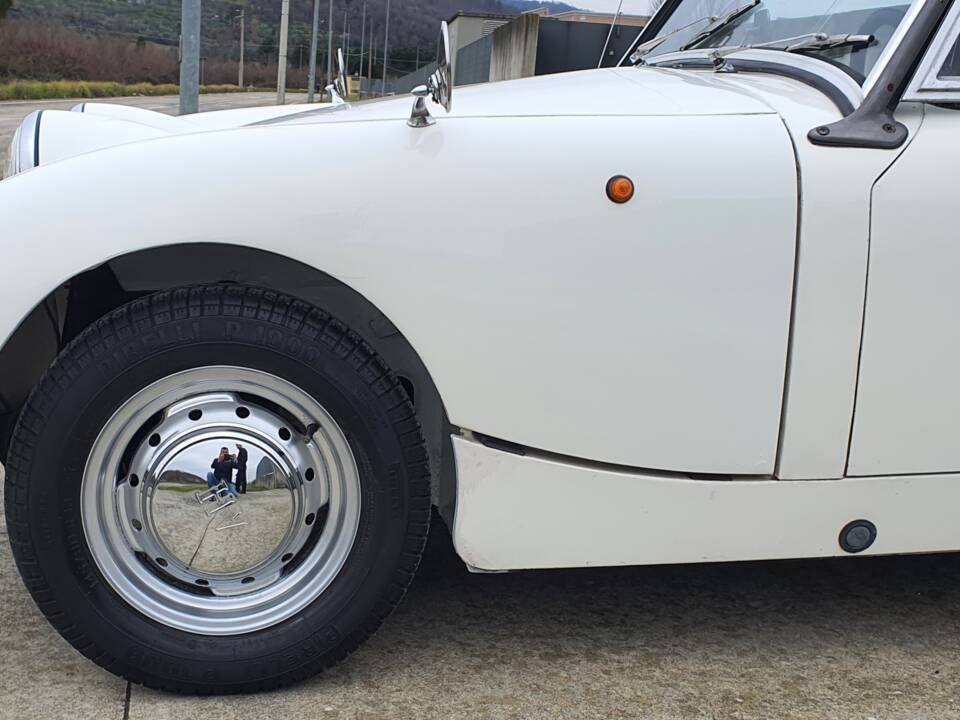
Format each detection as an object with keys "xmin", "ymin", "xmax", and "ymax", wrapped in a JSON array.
[{"xmin": 0, "ymin": 80, "xmax": 287, "ymax": 101}]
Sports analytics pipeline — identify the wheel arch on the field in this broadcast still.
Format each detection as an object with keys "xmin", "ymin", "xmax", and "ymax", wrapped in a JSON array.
[{"xmin": 0, "ymin": 243, "xmax": 457, "ymax": 522}]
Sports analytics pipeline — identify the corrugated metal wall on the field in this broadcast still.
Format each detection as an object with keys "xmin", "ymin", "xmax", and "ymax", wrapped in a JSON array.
[{"xmin": 536, "ymin": 17, "xmax": 641, "ymax": 73}]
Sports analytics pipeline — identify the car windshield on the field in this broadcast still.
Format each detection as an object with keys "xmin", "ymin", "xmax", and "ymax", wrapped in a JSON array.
[{"xmin": 636, "ymin": 0, "xmax": 920, "ymax": 81}]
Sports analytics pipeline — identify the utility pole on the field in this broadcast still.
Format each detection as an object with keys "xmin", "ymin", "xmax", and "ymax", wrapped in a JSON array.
[
  {"xmin": 238, "ymin": 8, "xmax": 245, "ymax": 88},
  {"xmin": 368, "ymin": 27, "xmax": 374, "ymax": 91},
  {"xmin": 179, "ymin": 0, "xmax": 201, "ymax": 115},
  {"xmin": 307, "ymin": 0, "xmax": 321, "ymax": 101},
  {"xmin": 357, "ymin": 2, "xmax": 365, "ymax": 97},
  {"xmin": 381, "ymin": 0, "xmax": 390, "ymax": 95},
  {"xmin": 277, "ymin": 0, "xmax": 290, "ymax": 104},
  {"xmin": 326, "ymin": 0, "xmax": 334, "ymax": 90}
]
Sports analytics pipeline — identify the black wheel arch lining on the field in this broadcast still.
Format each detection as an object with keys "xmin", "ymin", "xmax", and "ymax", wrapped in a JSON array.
[{"xmin": 0, "ymin": 243, "xmax": 457, "ymax": 524}]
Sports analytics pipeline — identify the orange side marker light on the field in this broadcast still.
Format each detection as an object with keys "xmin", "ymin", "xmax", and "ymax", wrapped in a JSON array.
[{"xmin": 606, "ymin": 175, "xmax": 634, "ymax": 204}]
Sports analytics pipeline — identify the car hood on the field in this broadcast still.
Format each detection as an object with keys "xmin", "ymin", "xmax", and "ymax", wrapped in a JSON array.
[
  {"xmin": 7, "ymin": 67, "xmax": 792, "ymax": 174},
  {"xmin": 273, "ymin": 66, "xmax": 777, "ymax": 127}
]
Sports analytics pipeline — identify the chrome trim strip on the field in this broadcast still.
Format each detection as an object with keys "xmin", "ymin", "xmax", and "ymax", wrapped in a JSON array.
[{"xmin": 247, "ymin": 101, "xmax": 349, "ymax": 126}]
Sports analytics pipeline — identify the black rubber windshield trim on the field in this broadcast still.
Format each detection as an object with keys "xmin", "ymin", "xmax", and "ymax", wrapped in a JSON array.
[
  {"xmin": 33, "ymin": 110, "xmax": 42, "ymax": 167},
  {"xmin": 650, "ymin": 57, "xmax": 856, "ymax": 116}
]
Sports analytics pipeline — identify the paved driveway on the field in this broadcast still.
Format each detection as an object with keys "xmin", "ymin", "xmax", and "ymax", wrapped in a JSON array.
[
  {"xmin": 0, "ymin": 92, "xmax": 307, "ymax": 172},
  {"xmin": 3, "ymin": 463, "xmax": 960, "ymax": 719}
]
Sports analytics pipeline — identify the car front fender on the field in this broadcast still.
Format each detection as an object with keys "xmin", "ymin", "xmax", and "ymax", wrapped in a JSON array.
[{"xmin": 0, "ymin": 110, "xmax": 797, "ymax": 474}]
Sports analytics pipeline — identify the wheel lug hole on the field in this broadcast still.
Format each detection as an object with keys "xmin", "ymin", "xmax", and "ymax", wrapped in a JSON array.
[
  {"xmin": 148, "ymin": 433, "xmax": 161, "ymax": 447},
  {"xmin": 155, "ymin": 557, "xmax": 168, "ymax": 568},
  {"xmin": 241, "ymin": 576, "xmax": 255, "ymax": 584},
  {"xmin": 131, "ymin": 518, "xmax": 142, "ymax": 531},
  {"xmin": 305, "ymin": 513, "xmax": 316, "ymax": 526},
  {"xmin": 188, "ymin": 409, "xmax": 203, "ymax": 421},
  {"xmin": 236, "ymin": 406, "xmax": 250, "ymax": 419},
  {"xmin": 278, "ymin": 427, "xmax": 291, "ymax": 441},
  {"xmin": 281, "ymin": 553, "xmax": 293, "ymax": 562},
  {"xmin": 129, "ymin": 474, "xmax": 140, "ymax": 487},
  {"xmin": 305, "ymin": 468, "xmax": 314, "ymax": 482},
  {"xmin": 195, "ymin": 578, "xmax": 209, "ymax": 586}
]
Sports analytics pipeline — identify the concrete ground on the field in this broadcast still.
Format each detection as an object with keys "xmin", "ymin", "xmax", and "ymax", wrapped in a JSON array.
[
  {"xmin": 0, "ymin": 92, "xmax": 307, "ymax": 172},
  {"xmin": 4, "ymin": 461, "xmax": 960, "ymax": 719},
  {"xmin": 4, "ymin": 92, "xmax": 960, "ymax": 719},
  {"xmin": 153, "ymin": 485, "xmax": 293, "ymax": 574}
]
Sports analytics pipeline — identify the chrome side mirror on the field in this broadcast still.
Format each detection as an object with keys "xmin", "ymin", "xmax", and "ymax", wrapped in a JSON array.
[
  {"xmin": 408, "ymin": 86, "xmax": 434, "ymax": 128},
  {"xmin": 327, "ymin": 48, "xmax": 347, "ymax": 105},
  {"xmin": 431, "ymin": 21, "xmax": 453, "ymax": 113},
  {"xmin": 408, "ymin": 21, "xmax": 453, "ymax": 128}
]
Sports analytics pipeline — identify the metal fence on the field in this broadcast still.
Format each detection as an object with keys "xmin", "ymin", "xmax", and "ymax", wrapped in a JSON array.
[
  {"xmin": 454, "ymin": 34, "xmax": 493, "ymax": 86},
  {"xmin": 392, "ymin": 31, "xmax": 494, "ymax": 95},
  {"xmin": 358, "ymin": 77, "xmax": 395, "ymax": 96},
  {"xmin": 392, "ymin": 61, "xmax": 438, "ymax": 95}
]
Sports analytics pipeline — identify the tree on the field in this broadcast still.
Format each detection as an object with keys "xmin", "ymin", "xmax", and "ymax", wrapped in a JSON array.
[{"xmin": 0, "ymin": 1, "xmax": 13, "ymax": 21}]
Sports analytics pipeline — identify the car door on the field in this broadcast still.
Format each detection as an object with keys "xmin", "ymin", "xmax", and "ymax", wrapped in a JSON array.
[{"xmin": 848, "ymin": 9, "xmax": 960, "ymax": 476}]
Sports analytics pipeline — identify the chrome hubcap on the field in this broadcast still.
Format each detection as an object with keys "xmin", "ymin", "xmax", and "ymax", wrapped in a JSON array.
[{"xmin": 81, "ymin": 366, "xmax": 361, "ymax": 635}]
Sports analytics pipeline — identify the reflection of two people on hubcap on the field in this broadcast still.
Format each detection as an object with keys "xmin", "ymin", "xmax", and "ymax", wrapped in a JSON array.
[{"xmin": 206, "ymin": 444, "xmax": 248, "ymax": 498}]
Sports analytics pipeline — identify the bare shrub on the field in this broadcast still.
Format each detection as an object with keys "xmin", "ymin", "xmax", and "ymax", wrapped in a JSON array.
[
  {"xmin": 0, "ymin": 20, "xmax": 311, "ymax": 90},
  {"xmin": 0, "ymin": 20, "xmax": 178, "ymax": 83}
]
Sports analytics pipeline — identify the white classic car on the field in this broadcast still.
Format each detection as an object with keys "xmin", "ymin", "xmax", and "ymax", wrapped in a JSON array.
[{"xmin": 1, "ymin": 0, "xmax": 958, "ymax": 693}]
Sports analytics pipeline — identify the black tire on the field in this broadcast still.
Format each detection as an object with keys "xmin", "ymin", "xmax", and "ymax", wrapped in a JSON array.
[{"xmin": 4, "ymin": 285, "xmax": 431, "ymax": 693}]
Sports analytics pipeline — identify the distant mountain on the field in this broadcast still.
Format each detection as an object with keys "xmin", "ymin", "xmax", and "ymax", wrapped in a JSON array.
[
  {"xmin": 503, "ymin": 0, "xmax": 581, "ymax": 13},
  {"xmin": 8, "ymin": 0, "xmax": 584, "ymax": 75}
]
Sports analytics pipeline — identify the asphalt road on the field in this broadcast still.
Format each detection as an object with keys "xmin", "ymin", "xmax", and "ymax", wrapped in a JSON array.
[
  {"xmin": 0, "ymin": 92, "xmax": 306, "ymax": 173},
  {"xmin": 4, "ymin": 461, "xmax": 960, "ymax": 719}
]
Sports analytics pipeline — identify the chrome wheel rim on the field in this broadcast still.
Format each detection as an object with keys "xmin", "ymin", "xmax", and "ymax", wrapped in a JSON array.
[{"xmin": 81, "ymin": 366, "xmax": 361, "ymax": 635}]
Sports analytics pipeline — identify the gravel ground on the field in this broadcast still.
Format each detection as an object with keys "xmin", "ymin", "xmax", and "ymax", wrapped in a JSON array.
[
  {"xmin": 4, "ymin": 461, "xmax": 960, "ymax": 719},
  {"xmin": 0, "ymin": 92, "xmax": 307, "ymax": 173}
]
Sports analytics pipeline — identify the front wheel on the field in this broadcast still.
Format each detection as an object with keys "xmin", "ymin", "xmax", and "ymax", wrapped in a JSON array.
[{"xmin": 4, "ymin": 286, "xmax": 430, "ymax": 693}]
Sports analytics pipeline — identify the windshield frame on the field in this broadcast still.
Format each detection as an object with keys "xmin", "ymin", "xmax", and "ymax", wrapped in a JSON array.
[{"xmin": 623, "ymin": 0, "xmax": 926, "ymax": 91}]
